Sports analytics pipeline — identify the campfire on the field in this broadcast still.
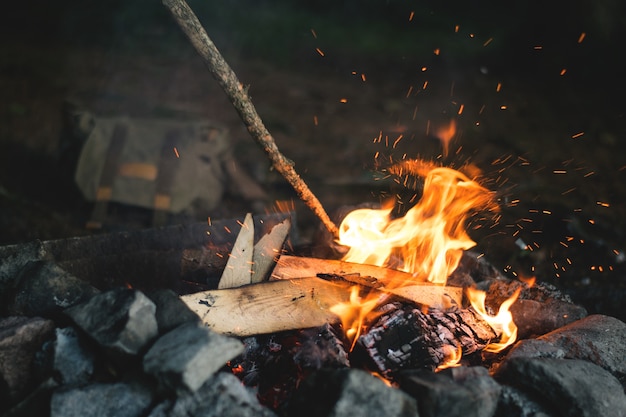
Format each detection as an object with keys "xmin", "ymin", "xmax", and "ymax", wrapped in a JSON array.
[
  {"xmin": 1, "ymin": 1, "xmax": 625, "ymax": 416},
  {"xmin": 2, "ymin": 160, "xmax": 625, "ymax": 416}
]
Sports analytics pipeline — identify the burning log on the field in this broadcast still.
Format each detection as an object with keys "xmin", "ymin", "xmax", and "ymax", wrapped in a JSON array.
[
  {"xmin": 273, "ymin": 255, "xmax": 464, "ymax": 308},
  {"xmin": 358, "ymin": 301, "xmax": 499, "ymax": 377}
]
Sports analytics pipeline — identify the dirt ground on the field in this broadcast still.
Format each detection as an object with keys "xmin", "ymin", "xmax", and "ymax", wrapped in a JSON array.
[{"xmin": 1, "ymin": 1, "xmax": 625, "ymax": 320}]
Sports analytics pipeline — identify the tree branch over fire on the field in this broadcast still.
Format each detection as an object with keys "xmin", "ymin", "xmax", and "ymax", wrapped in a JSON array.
[{"xmin": 162, "ymin": 0, "xmax": 339, "ymax": 237}]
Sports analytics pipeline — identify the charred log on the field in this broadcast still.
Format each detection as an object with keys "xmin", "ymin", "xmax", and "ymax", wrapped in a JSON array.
[{"xmin": 358, "ymin": 302, "xmax": 498, "ymax": 378}]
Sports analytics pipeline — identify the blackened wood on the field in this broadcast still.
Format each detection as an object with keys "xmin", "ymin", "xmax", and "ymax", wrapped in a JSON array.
[
  {"xmin": 162, "ymin": 0, "xmax": 338, "ymax": 237},
  {"xmin": 358, "ymin": 302, "xmax": 497, "ymax": 377}
]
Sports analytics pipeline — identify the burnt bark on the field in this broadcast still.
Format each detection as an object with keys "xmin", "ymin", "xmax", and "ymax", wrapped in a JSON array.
[{"xmin": 358, "ymin": 302, "xmax": 498, "ymax": 377}]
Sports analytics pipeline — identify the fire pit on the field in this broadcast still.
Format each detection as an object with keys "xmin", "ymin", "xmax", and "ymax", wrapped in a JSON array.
[
  {"xmin": 2, "ymin": 192, "xmax": 625, "ymax": 417},
  {"xmin": 2, "ymin": 1, "xmax": 625, "ymax": 416}
]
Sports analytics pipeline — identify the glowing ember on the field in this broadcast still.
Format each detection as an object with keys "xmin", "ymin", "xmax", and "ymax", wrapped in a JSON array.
[
  {"xmin": 466, "ymin": 286, "xmax": 521, "ymax": 352},
  {"xmin": 337, "ymin": 162, "xmax": 497, "ymax": 285}
]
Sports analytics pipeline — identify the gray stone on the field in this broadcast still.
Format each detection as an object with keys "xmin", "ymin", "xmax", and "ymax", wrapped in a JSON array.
[
  {"xmin": 494, "ymin": 357, "xmax": 626, "ymax": 417},
  {"xmin": 0, "ymin": 241, "xmax": 47, "ymax": 307},
  {"xmin": 64, "ymin": 288, "xmax": 158, "ymax": 356},
  {"xmin": 148, "ymin": 372, "xmax": 277, "ymax": 417},
  {"xmin": 1, "ymin": 378, "xmax": 59, "ymax": 417},
  {"xmin": 505, "ymin": 339, "xmax": 566, "ymax": 361},
  {"xmin": 53, "ymin": 327, "xmax": 95, "ymax": 385},
  {"xmin": 143, "ymin": 322, "xmax": 244, "ymax": 392},
  {"xmin": 288, "ymin": 368, "xmax": 418, "ymax": 417},
  {"xmin": 495, "ymin": 385, "xmax": 554, "ymax": 417},
  {"xmin": 5, "ymin": 260, "xmax": 100, "ymax": 318},
  {"xmin": 398, "ymin": 366, "xmax": 501, "ymax": 417},
  {"xmin": 50, "ymin": 382, "xmax": 153, "ymax": 417},
  {"xmin": 145, "ymin": 288, "xmax": 199, "ymax": 334},
  {"xmin": 537, "ymin": 314, "xmax": 626, "ymax": 385},
  {"xmin": 0, "ymin": 316, "xmax": 55, "ymax": 406}
]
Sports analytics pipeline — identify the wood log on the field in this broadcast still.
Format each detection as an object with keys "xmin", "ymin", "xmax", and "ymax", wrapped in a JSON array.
[
  {"xmin": 251, "ymin": 218, "xmax": 290, "ymax": 284},
  {"xmin": 272, "ymin": 255, "xmax": 464, "ymax": 308},
  {"xmin": 181, "ymin": 277, "xmax": 352, "ymax": 336},
  {"xmin": 358, "ymin": 301, "xmax": 498, "ymax": 377},
  {"xmin": 218, "ymin": 213, "xmax": 254, "ymax": 289}
]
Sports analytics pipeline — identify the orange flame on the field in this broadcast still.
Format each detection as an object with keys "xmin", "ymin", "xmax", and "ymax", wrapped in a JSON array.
[
  {"xmin": 466, "ymin": 286, "xmax": 521, "ymax": 352},
  {"xmin": 329, "ymin": 286, "xmax": 383, "ymax": 351},
  {"xmin": 331, "ymin": 161, "xmax": 520, "ymax": 356},
  {"xmin": 436, "ymin": 119, "xmax": 457, "ymax": 158},
  {"xmin": 436, "ymin": 343, "xmax": 463, "ymax": 371},
  {"xmin": 337, "ymin": 163, "xmax": 497, "ymax": 285}
]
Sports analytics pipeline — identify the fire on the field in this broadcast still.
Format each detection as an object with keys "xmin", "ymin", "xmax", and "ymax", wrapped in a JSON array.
[
  {"xmin": 337, "ymin": 162, "xmax": 497, "ymax": 285},
  {"xmin": 436, "ymin": 343, "xmax": 463, "ymax": 371},
  {"xmin": 329, "ymin": 286, "xmax": 383, "ymax": 351},
  {"xmin": 466, "ymin": 286, "xmax": 521, "ymax": 352},
  {"xmin": 331, "ymin": 161, "xmax": 521, "ymax": 356}
]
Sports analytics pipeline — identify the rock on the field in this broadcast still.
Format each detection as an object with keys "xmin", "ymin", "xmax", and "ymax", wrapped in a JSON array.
[
  {"xmin": 495, "ymin": 385, "xmax": 554, "ymax": 417},
  {"xmin": 398, "ymin": 366, "xmax": 501, "ymax": 417},
  {"xmin": 510, "ymin": 298, "xmax": 588, "ymax": 339},
  {"xmin": 0, "ymin": 316, "xmax": 55, "ymax": 407},
  {"xmin": 494, "ymin": 357, "xmax": 626, "ymax": 417},
  {"xmin": 288, "ymin": 368, "xmax": 418, "ymax": 417},
  {"xmin": 145, "ymin": 288, "xmax": 199, "ymax": 334},
  {"xmin": 0, "ymin": 241, "xmax": 46, "ymax": 311},
  {"xmin": 50, "ymin": 382, "xmax": 153, "ymax": 417},
  {"xmin": 53, "ymin": 327, "xmax": 95, "ymax": 385},
  {"xmin": 143, "ymin": 322, "xmax": 244, "ymax": 392},
  {"xmin": 5, "ymin": 260, "xmax": 100, "ymax": 318},
  {"xmin": 64, "ymin": 288, "xmax": 158, "ymax": 356},
  {"xmin": 148, "ymin": 372, "xmax": 277, "ymax": 417},
  {"xmin": 537, "ymin": 314, "xmax": 626, "ymax": 386},
  {"xmin": 1, "ymin": 378, "xmax": 59, "ymax": 417}
]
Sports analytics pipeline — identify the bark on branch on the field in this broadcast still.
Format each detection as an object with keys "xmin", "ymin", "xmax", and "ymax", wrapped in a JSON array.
[{"xmin": 163, "ymin": 0, "xmax": 338, "ymax": 237}]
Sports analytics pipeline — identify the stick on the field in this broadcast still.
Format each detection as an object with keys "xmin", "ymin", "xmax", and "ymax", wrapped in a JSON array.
[{"xmin": 163, "ymin": 0, "xmax": 339, "ymax": 237}]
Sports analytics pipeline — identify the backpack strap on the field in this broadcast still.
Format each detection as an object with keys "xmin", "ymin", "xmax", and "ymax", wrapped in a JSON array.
[{"xmin": 85, "ymin": 122, "xmax": 127, "ymax": 230}]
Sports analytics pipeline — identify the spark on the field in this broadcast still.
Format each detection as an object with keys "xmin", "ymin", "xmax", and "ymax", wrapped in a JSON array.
[
  {"xmin": 408, "ymin": 11, "xmax": 415, "ymax": 21},
  {"xmin": 433, "ymin": 48, "xmax": 440, "ymax": 55},
  {"xmin": 173, "ymin": 147, "xmax": 180, "ymax": 158},
  {"xmin": 421, "ymin": 66, "xmax": 427, "ymax": 72},
  {"xmin": 496, "ymin": 83, "xmax": 502, "ymax": 92},
  {"xmin": 315, "ymin": 48, "xmax": 325, "ymax": 57},
  {"xmin": 561, "ymin": 187, "xmax": 576, "ymax": 195},
  {"xmin": 596, "ymin": 201, "xmax": 610, "ymax": 208},
  {"xmin": 577, "ymin": 32, "xmax": 586, "ymax": 43},
  {"xmin": 340, "ymin": 98, "xmax": 348, "ymax": 103},
  {"xmin": 422, "ymin": 81, "xmax": 429, "ymax": 89},
  {"xmin": 560, "ymin": 68, "xmax": 567, "ymax": 76},
  {"xmin": 571, "ymin": 131, "xmax": 584, "ymax": 139},
  {"xmin": 454, "ymin": 25, "xmax": 460, "ymax": 33},
  {"xmin": 406, "ymin": 85, "xmax": 414, "ymax": 98},
  {"xmin": 393, "ymin": 135, "xmax": 403, "ymax": 148},
  {"xmin": 361, "ymin": 73, "xmax": 366, "ymax": 82},
  {"xmin": 483, "ymin": 38, "xmax": 493, "ymax": 47},
  {"xmin": 310, "ymin": 29, "xmax": 317, "ymax": 39},
  {"xmin": 553, "ymin": 170, "xmax": 567, "ymax": 174},
  {"xmin": 500, "ymin": 105, "xmax": 507, "ymax": 110},
  {"xmin": 457, "ymin": 104, "xmax": 464, "ymax": 115},
  {"xmin": 313, "ymin": 115, "xmax": 318, "ymax": 126},
  {"xmin": 534, "ymin": 45, "xmax": 543, "ymax": 50}
]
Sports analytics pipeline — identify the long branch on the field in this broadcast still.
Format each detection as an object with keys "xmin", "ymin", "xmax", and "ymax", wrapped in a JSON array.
[{"xmin": 162, "ymin": 0, "xmax": 338, "ymax": 237}]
